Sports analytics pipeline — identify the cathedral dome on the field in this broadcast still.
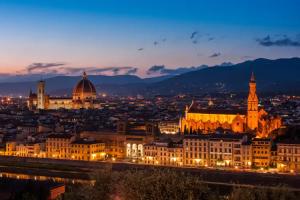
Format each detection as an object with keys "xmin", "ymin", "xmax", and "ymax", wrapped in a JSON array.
[{"xmin": 73, "ymin": 72, "xmax": 96, "ymax": 101}]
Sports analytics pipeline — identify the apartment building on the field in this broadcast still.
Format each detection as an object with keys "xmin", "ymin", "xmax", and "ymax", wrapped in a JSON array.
[
  {"xmin": 277, "ymin": 141, "xmax": 300, "ymax": 172},
  {"xmin": 144, "ymin": 142, "xmax": 183, "ymax": 166},
  {"xmin": 70, "ymin": 139, "xmax": 105, "ymax": 161},
  {"xmin": 183, "ymin": 134, "xmax": 251, "ymax": 168},
  {"xmin": 46, "ymin": 134, "xmax": 75, "ymax": 159},
  {"xmin": 252, "ymin": 138, "xmax": 272, "ymax": 168}
]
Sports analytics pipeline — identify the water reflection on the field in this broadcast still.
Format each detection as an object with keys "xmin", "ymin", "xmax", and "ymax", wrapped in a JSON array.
[{"xmin": 0, "ymin": 172, "xmax": 95, "ymax": 185}]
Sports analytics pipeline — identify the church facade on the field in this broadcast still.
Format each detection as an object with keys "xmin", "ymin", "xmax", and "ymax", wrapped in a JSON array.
[
  {"xmin": 180, "ymin": 73, "xmax": 282, "ymax": 137},
  {"xmin": 28, "ymin": 72, "xmax": 100, "ymax": 110}
]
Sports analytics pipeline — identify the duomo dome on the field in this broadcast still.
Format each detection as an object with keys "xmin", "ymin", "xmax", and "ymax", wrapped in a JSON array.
[{"xmin": 73, "ymin": 72, "xmax": 96, "ymax": 101}]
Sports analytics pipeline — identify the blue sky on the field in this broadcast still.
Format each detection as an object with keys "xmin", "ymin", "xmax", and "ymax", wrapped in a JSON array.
[{"xmin": 0, "ymin": 0, "xmax": 299, "ymax": 77}]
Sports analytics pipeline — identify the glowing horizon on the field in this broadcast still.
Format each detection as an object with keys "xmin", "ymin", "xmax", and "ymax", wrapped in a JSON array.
[{"xmin": 0, "ymin": 0, "xmax": 299, "ymax": 77}]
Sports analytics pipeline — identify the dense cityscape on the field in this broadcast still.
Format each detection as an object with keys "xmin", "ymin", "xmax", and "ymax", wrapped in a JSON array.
[
  {"xmin": 1, "ymin": 0, "xmax": 300, "ymax": 199},
  {"xmin": 0, "ymin": 71, "xmax": 299, "ymax": 199},
  {"xmin": 1, "ymin": 72, "xmax": 299, "ymax": 169}
]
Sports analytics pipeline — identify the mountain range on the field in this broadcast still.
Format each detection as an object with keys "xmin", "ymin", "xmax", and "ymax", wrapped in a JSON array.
[{"xmin": 0, "ymin": 58, "xmax": 299, "ymax": 96}]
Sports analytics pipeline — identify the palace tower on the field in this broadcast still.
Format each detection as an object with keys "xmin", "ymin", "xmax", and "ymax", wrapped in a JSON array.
[{"xmin": 37, "ymin": 80, "xmax": 45, "ymax": 109}]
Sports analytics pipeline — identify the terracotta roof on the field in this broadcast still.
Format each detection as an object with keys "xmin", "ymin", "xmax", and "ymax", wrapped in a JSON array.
[
  {"xmin": 47, "ymin": 133, "xmax": 73, "ymax": 139},
  {"xmin": 73, "ymin": 72, "xmax": 96, "ymax": 96},
  {"xmin": 188, "ymin": 108, "xmax": 246, "ymax": 115},
  {"xmin": 187, "ymin": 101, "xmax": 246, "ymax": 115},
  {"xmin": 72, "ymin": 138, "xmax": 103, "ymax": 144},
  {"xmin": 184, "ymin": 133, "xmax": 248, "ymax": 141}
]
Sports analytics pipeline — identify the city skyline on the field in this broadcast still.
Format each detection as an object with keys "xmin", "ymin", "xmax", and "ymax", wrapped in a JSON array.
[{"xmin": 0, "ymin": 0, "xmax": 299, "ymax": 77}]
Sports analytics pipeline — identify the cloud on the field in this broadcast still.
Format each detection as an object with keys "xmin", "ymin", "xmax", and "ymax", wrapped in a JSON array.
[
  {"xmin": 256, "ymin": 35, "xmax": 300, "ymax": 47},
  {"xmin": 190, "ymin": 31, "xmax": 216, "ymax": 44},
  {"xmin": 147, "ymin": 65, "xmax": 165, "ymax": 74},
  {"xmin": 146, "ymin": 65, "xmax": 208, "ymax": 76},
  {"xmin": 190, "ymin": 31, "xmax": 200, "ymax": 44},
  {"xmin": 218, "ymin": 62, "xmax": 233, "ymax": 67},
  {"xmin": 0, "ymin": 73, "xmax": 11, "ymax": 76},
  {"xmin": 209, "ymin": 53, "xmax": 221, "ymax": 58},
  {"xmin": 27, "ymin": 62, "xmax": 65, "ymax": 73},
  {"xmin": 190, "ymin": 31, "xmax": 198, "ymax": 39},
  {"xmin": 84, "ymin": 66, "xmax": 138, "ymax": 76},
  {"xmin": 153, "ymin": 38, "xmax": 167, "ymax": 46},
  {"xmin": 22, "ymin": 63, "xmax": 138, "ymax": 76},
  {"xmin": 137, "ymin": 48, "xmax": 144, "ymax": 51},
  {"xmin": 125, "ymin": 68, "xmax": 138, "ymax": 75},
  {"xmin": 242, "ymin": 56, "xmax": 253, "ymax": 59}
]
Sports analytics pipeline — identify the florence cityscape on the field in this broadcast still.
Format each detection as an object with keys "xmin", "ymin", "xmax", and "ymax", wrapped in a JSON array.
[{"xmin": 0, "ymin": 0, "xmax": 300, "ymax": 200}]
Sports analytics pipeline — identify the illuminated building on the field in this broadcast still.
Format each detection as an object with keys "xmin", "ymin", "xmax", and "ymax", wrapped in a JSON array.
[
  {"xmin": 80, "ymin": 131, "xmax": 154, "ymax": 160},
  {"xmin": 183, "ymin": 134, "xmax": 252, "ymax": 168},
  {"xmin": 252, "ymin": 138, "xmax": 272, "ymax": 168},
  {"xmin": 144, "ymin": 142, "xmax": 183, "ymax": 166},
  {"xmin": 158, "ymin": 121, "xmax": 179, "ymax": 134},
  {"xmin": 46, "ymin": 134, "xmax": 75, "ymax": 159},
  {"xmin": 5, "ymin": 142, "xmax": 45, "ymax": 157},
  {"xmin": 180, "ymin": 72, "xmax": 282, "ymax": 137},
  {"xmin": 277, "ymin": 141, "xmax": 300, "ymax": 172},
  {"xmin": 15, "ymin": 143, "xmax": 45, "ymax": 157},
  {"xmin": 28, "ymin": 72, "xmax": 100, "ymax": 110},
  {"xmin": 46, "ymin": 134, "xmax": 105, "ymax": 161},
  {"xmin": 70, "ymin": 139, "xmax": 105, "ymax": 161},
  {"xmin": 5, "ymin": 141, "xmax": 17, "ymax": 156},
  {"xmin": 80, "ymin": 121, "xmax": 156, "ymax": 159}
]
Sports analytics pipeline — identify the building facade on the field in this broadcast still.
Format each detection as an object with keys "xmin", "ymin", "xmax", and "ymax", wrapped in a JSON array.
[
  {"xmin": 46, "ymin": 134, "xmax": 75, "ymax": 159},
  {"xmin": 70, "ymin": 139, "xmax": 106, "ymax": 161},
  {"xmin": 252, "ymin": 138, "xmax": 272, "ymax": 168},
  {"xmin": 180, "ymin": 73, "xmax": 281, "ymax": 137},
  {"xmin": 5, "ymin": 142, "xmax": 45, "ymax": 157},
  {"xmin": 277, "ymin": 142, "xmax": 300, "ymax": 172},
  {"xmin": 158, "ymin": 121, "xmax": 180, "ymax": 135},
  {"xmin": 144, "ymin": 142, "xmax": 183, "ymax": 166},
  {"xmin": 45, "ymin": 133, "xmax": 106, "ymax": 161},
  {"xmin": 80, "ymin": 122, "xmax": 156, "ymax": 160},
  {"xmin": 183, "ymin": 134, "xmax": 252, "ymax": 168}
]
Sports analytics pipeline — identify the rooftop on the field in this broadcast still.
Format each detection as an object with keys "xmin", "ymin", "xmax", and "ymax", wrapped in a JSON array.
[
  {"xmin": 47, "ymin": 133, "xmax": 73, "ymax": 139},
  {"xmin": 72, "ymin": 138, "xmax": 104, "ymax": 144},
  {"xmin": 184, "ymin": 133, "xmax": 248, "ymax": 141}
]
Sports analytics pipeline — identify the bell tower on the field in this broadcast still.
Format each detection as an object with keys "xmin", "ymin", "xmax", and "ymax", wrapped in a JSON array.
[
  {"xmin": 247, "ymin": 72, "xmax": 258, "ymax": 130},
  {"xmin": 37, "ymin": 80, "xmax": 45, "ymax": 109}
]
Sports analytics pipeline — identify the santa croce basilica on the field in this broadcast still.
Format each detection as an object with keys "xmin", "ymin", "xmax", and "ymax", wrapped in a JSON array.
[{"xmin": 180, "ymin": 73, "xmax": 282, "ymax": 137}]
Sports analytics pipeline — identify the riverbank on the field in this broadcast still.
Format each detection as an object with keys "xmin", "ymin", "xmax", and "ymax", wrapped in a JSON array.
[{"xmin": 0, "ymin": 156, "xmax": 300, "ymax": 190}]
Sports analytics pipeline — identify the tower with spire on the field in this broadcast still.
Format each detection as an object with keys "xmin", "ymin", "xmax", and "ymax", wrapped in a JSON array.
[{"xmin": 247, "ymin": 72, "xmax": 259, "ymax": 130}]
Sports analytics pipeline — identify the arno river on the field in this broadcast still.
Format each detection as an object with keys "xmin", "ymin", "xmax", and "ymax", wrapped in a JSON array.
[{"xmin": 0, "ymin": 172, "xmax": 94, "ymax": 185}]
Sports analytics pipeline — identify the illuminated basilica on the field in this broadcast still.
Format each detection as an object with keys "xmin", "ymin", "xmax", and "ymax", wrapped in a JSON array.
[
  {"xmin": 28, "ymin": 72, "xmax": 100, "ymax": 110},
  {"xmin": 180, "ymin": 73, "xmax": 282, "ymax": 137}
]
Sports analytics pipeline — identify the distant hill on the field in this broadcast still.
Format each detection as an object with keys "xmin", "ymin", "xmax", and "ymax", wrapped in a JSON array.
[
  {"xmin": 0, "ymin": 58, "xmax": 299, "ymax": 96},
  {"xmin": 0, "ymin": 74, "xmax": 169, "ymax": 96},
  {"xmin": 145, "ymin": 57, "xmax": 300, "ymax": 95}
]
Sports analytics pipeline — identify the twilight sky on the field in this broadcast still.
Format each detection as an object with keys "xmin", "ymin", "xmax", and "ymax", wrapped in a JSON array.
[{"xmin": 0, "ymin": 0, "xmax": 299, "ymax": 77}]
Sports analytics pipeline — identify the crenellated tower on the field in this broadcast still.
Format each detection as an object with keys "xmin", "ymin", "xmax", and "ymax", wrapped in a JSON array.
[{"xmin": 247, "ymin": 72, "xmax": 258, "ymax": 130}]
